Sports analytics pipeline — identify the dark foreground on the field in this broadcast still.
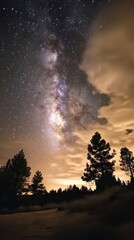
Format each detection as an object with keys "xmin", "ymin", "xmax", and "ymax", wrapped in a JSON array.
[
  {"xmin": 0, "ymin": 209, "xmax": 134, "ymax": 240},
  {"xmin": 1, "ymin": 187, "xmax": 134, "ymax": 240},
  {"xmin": 0, "ymin": 209, "xmax": 65, "ymax": 240}
]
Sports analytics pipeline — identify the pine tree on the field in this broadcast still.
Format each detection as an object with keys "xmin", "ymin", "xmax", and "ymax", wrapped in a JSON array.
[
  {"xmin": 120, "ymin": 147, "xmax": 134, "ymax": 182},
  {"xmin": 0, "ymin": 165, "xmax": 15, "ymax": 200},
  {"xmin": 31, "ymin": 170, "xmax": 46, "ymax": 196},
  {"xmin": 82, "ymin": 132, "xmax": 116, "ymax": 191},
  {"xmin": 6, "ymin": 150, "xmax": 31, "ymax": 195}
]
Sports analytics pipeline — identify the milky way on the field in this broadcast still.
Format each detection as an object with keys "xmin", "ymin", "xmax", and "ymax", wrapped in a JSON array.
[{"xmin": 0, "ymin": 0, "xmax": 113, "ymax": 189}]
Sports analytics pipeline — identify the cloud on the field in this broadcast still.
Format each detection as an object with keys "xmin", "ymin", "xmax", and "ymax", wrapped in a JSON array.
[
  {"xmin": 125, "ymin": 129, "xmax": 133, "ymax": 135},
  {"xmin": 81, "ymin": 0, "xmax": 134, "ymax": 151},
  {"xmin": 81, "ymin": 0, "xmax": 134, "ymax": 94}
]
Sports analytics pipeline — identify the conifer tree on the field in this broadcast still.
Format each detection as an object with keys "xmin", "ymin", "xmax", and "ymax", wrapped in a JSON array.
[
  {"xmin": 82, "ymin": 132, "xmax": 116, "ymax": 191},
  {"xmin": 120, "ymin": 147, "xmax": 134, "ymax": 182},
  {"xmin": 31, "ymin": 170, "xmax": 46, "ymax": 196},
  {"xmin": 6, "ymin": 150, "xmax": 31, "ymax": 195}
]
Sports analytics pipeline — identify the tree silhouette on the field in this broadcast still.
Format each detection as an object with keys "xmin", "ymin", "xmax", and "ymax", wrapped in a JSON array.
[
  {"xmin": 0, "ymin": 165, "xmax": 15, "ymax": 201},
  {"xmin": 30, "ymin": 170, "xmax": 46, "ymax": 196},
  {"xmin": 120, "ymin": 147, "xmax": 134, "ymax": 182},
  {"xmin": 82, "ymin": 132, "xmax": 116, "ymax": 191},
  {"xmin": 6, "ymin": 150, "xmax": 31, "ymax": 195}
]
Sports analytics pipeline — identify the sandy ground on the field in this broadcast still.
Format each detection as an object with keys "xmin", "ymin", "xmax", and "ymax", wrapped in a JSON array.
[{"xmin": 0, "ymin": 209, "xmax": 65, "ymax": 240}]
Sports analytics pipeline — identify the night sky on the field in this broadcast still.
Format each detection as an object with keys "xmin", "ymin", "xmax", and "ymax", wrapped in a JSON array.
[{"xmin": 0, "ymin": 0, "xmax": 134, "ymax": 190}]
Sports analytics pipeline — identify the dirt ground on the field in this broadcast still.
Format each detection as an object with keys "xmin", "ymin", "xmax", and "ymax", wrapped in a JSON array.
[
  {"xmin": 1, "ymin": 203, "xmax": 134, "ymax": 240},
  {"xmin": 0, "ymin": 209, "xmax": 65, "ymax": 240}
]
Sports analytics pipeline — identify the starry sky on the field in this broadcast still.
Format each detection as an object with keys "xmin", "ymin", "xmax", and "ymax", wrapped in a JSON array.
[{"xmin": 0, "ymin": 0, "xmax": 134, "ymax": 190}]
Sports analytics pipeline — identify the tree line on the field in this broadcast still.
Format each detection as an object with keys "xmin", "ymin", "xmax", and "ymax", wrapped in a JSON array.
[
  {"xmin": 0, "ymin": 131, "xmax": 133, "ymax": 210},
  {"xmin": 0, "ymin": 150, "xmax": 92, "ymax": 209}
]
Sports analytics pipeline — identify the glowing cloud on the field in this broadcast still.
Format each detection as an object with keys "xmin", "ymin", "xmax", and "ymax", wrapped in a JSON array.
[{"xmin": 81, "ymin": 0, "xmax": 134, "ymax": 149}]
